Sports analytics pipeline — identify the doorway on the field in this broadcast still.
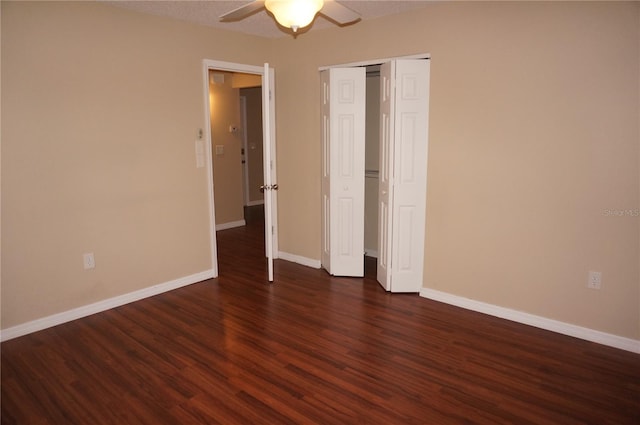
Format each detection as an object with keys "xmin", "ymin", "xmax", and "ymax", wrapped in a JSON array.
[{"xmin": 202, "ymin": 60, "xmax": 278, "ymax": 280}]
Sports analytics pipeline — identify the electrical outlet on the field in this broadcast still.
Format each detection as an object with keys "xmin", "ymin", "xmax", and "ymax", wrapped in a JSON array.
[
  {"xmin": 587, "ymin": 271, "xmax": 602, "ymax": 290},
  {"xmin": 83, "ymin": 253, "xmax": 95, "ymax": 270}
]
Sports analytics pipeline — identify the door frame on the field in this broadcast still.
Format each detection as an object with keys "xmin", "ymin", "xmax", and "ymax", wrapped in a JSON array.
[
  {"xmin": 202, "ymin": 59, "xmax": 278, "ymax": 277},
  {"xmin": 318, "ymin": 53, "xmax": 430, "ymax": 71}
]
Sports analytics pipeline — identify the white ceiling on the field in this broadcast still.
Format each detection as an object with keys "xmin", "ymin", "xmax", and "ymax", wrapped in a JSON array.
[{"xmin": 104, "ymin": 1, "xmax": 433, "ymax": 38}]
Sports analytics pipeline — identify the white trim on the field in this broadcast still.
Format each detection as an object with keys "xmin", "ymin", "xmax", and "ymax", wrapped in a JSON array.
[
  {"xmin": 318, "ymin": 53, "xmax": 431, "ymax": 71},
  {"xmin": 203, "ymin": 59, "xmax": 263, "ymax": 75},
  {"xmin": 364, "ymin": 249, "xmax": 378, "ymax": 258},
  {"xmin": 420, "ymin": 288, "xmax": 640, "ymax": 354},
  {"xmin": 247, "ymin": 200, "xmax": 265, "ymax": 207},
  {"xmin": 215, "ymin": 220, "xmax": 246, "ymax": 231},
  {"xmin": 203, "ymin": 64, "xmax": 218, "ymax": 278},
  {"xmin": 0, "ymin": 270, "xmax": 215, "ymax": 342},
  {"xmin": 278, "ymin": 251, "xmax": 322, "ymax": 269}
]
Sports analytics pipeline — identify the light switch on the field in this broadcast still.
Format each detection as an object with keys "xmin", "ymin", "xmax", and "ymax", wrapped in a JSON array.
[
  {"xmin": 215, "ymin": 145, "xmax": 224, "ymax": 155},
  {"xmin": 195, "ymin": 140, "xmax": 204, "ymax": 154},
  {"xmin": 195, "ymin": 140, "xmax": 205, "ymax": 168}
]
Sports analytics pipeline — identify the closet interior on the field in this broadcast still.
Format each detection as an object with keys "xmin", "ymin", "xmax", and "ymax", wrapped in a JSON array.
[{"xmin": 364, "ymin": 65, "xmax": 380, "ymax": 259}]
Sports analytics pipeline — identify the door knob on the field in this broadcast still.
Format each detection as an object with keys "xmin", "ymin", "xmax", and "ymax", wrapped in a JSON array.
[
  {"xmin": 260, "ymin": 185, "xmax": 265, "ymax": 193},
  {"xmin": 272, "ymin": 184, "xmax": 278, "ymax": 190}
]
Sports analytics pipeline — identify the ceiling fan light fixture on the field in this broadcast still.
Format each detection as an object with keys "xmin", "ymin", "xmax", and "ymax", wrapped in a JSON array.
[{"xmin": 265, "ymin": 0, "xmax": 324, "ymax": 32}]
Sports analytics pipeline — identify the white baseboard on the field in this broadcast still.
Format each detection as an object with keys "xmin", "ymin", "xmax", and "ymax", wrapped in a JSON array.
[
  {"xmin": 420, "ymin": 288, "xmax": 640, "ymax": 354},
  {"xmin": 278, "ymin": 251, "xmax": 321, "ymax": 269},
  {"xmin": 364, "ymin": 249, "xmax": 378, "ymax": 258},
  {"xmin": 215, "ymin": 220, "xmax": 246, "ymax": 231},
  {"xmin": 246, "ymin": 200, "xmax": 264, "ymax": 207},
  {"xmin": 0, "ymin": 269, "xmax": 215, "ymax": 342}
]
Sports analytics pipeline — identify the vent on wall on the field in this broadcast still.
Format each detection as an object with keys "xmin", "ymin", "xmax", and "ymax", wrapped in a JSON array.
[{"xmin": 212, "ymin": 73, "xmax": 225, "ymax": 84}]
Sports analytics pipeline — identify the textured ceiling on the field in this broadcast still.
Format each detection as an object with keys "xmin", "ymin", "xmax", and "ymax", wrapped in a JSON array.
[{"xmin": 105, "ymin": 1, "xmax": 433, "ymax": 38}]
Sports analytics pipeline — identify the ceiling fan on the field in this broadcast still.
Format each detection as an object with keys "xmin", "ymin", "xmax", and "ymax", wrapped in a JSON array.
[{"xmin": 220, "ymin": 0, "xmax": 361, "ymax": 33}]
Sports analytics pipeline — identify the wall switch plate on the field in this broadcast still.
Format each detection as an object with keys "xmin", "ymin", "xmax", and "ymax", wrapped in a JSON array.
[
  {"xmin": 83, "ymin": 253, "xmax": 95, "ymax": 270},
  {"xmin": 195, "ymin": 140, "xmax": 205, "ymax": 168},
  {"xmin": 212, "ymin": 73, "xmax": 224, "ymax": 84},
  {"xmin": 215, "ymin": 145, "xmax": 224, "ymax": 155},
  {"xmin": 587, "ymin": 271, "xmax": 602, "ymax": 289},
  {"xmin": 195, "ymin": 140, "xmax": 204, "ymax": 155}
]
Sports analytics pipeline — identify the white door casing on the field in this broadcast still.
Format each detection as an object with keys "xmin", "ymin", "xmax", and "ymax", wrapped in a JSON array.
[
  {"xmin": 377, "ymin": 59, "xmax": 430, "ymax": 293},
  {"xmin": 321, "ymin": 71, "xmax": 331, "ymax": 272},
  {"xmin": 321, "ymin": 67, "xmax": 366, "ymax": 277}
]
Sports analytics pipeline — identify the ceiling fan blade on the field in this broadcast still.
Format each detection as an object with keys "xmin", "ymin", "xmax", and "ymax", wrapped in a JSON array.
[
  {"xmin": 319, "ymin": 0, "xmax": 360, "ymax": 25},
  {"xmin": 220, "ymin": 0, "xmax": 266, "ymax": 22}
]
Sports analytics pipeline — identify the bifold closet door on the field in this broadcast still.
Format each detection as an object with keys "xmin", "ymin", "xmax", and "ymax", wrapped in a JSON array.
[
  {"xmin": 377, "ymin": 59, "xmax": 430, "ymax": 292},
  {"xmin": 320, "ymin": 67, "xmax": 366, "ymax": 277}
]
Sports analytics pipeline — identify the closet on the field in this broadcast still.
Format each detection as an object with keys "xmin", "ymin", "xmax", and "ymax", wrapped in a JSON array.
[
  {"xmin": 321, "ymin": 58, "xmax": 430, "ymax": 292},
  {"xmin": 364, "ymin": 66, "xmax": 381, "ymax": 260}
]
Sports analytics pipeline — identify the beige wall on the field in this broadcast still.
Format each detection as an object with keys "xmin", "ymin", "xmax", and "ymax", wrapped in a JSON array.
[
  {"xmin": 2, "ymin": 1, "xmax": 639, "ymax": 342},
  {"xmin": 210, "ymin": 71, "xmax": 244, "ymax": 224},
  {"xmin": 270, "ymin": 1, "xmax": 639, "ymax": 339},
  {"xmin": 1, "ymin": 1, "xmax": 271, "ymax": 328},
  {"xmin": 240, "ymin": 87, "xmax": 265, "ymax": 204}
]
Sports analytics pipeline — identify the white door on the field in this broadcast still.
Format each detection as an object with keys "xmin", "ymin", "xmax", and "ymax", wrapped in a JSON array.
[
  {"xmin": 262, "ymin": 63, "xmax": 278, "ymax": 282},
  {"xmin": 377, "ymin": 62, "xmax": 394, "ymax": 290},
  {"xmin": 377, "ymin": 59, "xmax": 430, "ymax": 292},
  {"xmin": 320, "ymin": 67, "xmax": 366, "ymax": 276}
]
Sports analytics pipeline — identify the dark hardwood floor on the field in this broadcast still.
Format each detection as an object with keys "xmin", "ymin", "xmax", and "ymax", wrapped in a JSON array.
[{"xmin": 2, "ymin": 205, "xmax": 639, "ymax": 424}]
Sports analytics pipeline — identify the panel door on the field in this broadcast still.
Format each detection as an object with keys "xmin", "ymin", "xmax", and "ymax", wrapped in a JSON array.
[
  {"xmin": 377, "ymin": 62, "xmax": 394, "ymax": 291},
  {"xmin": 377, "ymin": 59, "xmax": 430, "ymax": 292},
  {"xmin": 262, "ymin": 63, "xmax": 276, "ymax": 281},
  {"xmin": 321, "ymin": 67, "xmax": 366, "ymax": 277}
]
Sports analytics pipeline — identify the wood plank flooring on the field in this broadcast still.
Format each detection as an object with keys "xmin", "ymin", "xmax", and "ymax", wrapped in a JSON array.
[{"xmin": 2, "ymin": 206, "xmax": 639, "ymax": 424}]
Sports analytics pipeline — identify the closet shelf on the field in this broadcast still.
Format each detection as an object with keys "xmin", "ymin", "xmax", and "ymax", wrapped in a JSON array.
[{"xmin": 365, "ymin": 169, "xmax": 379, "ymax": 179}]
